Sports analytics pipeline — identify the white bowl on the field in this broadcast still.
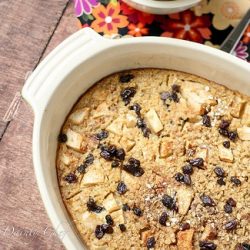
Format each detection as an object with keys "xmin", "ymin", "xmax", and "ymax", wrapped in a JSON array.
[
  {"xmin": 122, "ymin": 0, "xmax": 201, "ymax": 14},
  {"xmin": 22, "ymin": 28, "xmax": 250, "ymax": 250}
]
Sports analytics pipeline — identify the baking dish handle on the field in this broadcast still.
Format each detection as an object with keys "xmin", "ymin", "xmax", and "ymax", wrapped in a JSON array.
[{"xmin": 22, "ymin": 28, "xmax": 105, "ymax": 114}]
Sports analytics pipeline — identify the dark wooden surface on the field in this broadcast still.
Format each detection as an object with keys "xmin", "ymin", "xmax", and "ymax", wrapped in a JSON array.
[{"xmin": 0, "ymin": 1, "xmax": 78, "ymax": 249}]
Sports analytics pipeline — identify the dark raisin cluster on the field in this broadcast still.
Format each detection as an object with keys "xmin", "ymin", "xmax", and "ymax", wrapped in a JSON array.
[
  {"xmin": 218, "ymin": 120, "xmax": 238, "ymax": 141},
  {"xmin": 64, "ymin": 173, "xmax": 77, "ymax": 183},
  {"xmin": 117, "ymin": 181, "xmax": 128, "ymax": 195},
  {"xmin": 87, "ymin": 197, "xmax": 103, "ymax": 213},
  {"xmin": 77, "ymin": 153, "xmax": 95, "ymax": 173},
  {"xmin": 146, "ymin": 237, "xmax": 156, "ymax": 249},
  {"xmin": 199, "ymin": 241, "xmax": 217, "ymax": 250},
  {"xmin": 119, "ymin": 73, "xmax": 134, "ymax": 83},
  {"xmin": 129, "ymin": 103, "xmax": 151, "ymax": 138},
  {"xmin": 95, "ymin": 224, "xmax": 113, "ymax": 239},
  {"xmin": 230, "ymin": 176, "xmax": 241, "ymax": 186},
  {"xmin": 189, "ymin": 158, "xmax": 204, "ymax": 169},
  {"xmin": 100, "ymin": 144, "xmax": 125, "ymax": 161},
  {"xmin": 123, "ymin": 158, "xmax": 144, "ymax": 177},
  {"xmin": 202, "ymin": 115, "xmax": 212, "ymax": 127},
  {"xmin": 224, "ymin": 219, "xmax": 237, "ymax": 231},
  {"xmin": 174, "ymin": 172, "xmax": 191, "ymax": 186},
  {"xmin": 161, "ymin": 194, "xmax": 177, "ymax": 211},
  {"xmin": 160, "ymin": 84, "xmax": 180, "ymax": 105},
  {"xmin": 133, "ymin": 206, "xmax": 143, "ymax": 217},
  {"xmin": 159, "ymin": 212, "xmax": 168, "ymax": 226},
  {"xmin": 120, "ymin": 87, "xmax": 136, "ymax": 105},
  {"xmin": 95, "ymin": 130, "xmax": 109, "ymax": 141},
  {"xmin": 213, "ymin": 166, "xmax": 226, "ymax": 186},
  {"xmin": 58, "ymin": 133, "xmax": 67, "ymax": 143},
  {"xmin": 200, "ymin": 194, "xmax": 216, "ymax": 207}
]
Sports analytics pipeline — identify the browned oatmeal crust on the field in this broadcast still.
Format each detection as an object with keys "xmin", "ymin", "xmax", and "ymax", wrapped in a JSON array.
[{"xmin": 56, "ymin": 69, "xmax": 250, "ymax": 250}]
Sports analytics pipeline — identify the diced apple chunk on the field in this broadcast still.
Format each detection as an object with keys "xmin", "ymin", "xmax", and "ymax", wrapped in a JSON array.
[
  {"xmin": 230, "ymin": 96, "xmax": 246, "ymax": 118},
  {"xmin": 196, "ymin": 148, "xmax": 208, "ymax": 162},
  {"xmin": 81, "ymin": 169, "xmax": 104, "ymax": 186},
  {"xmin": 242, "ymin": 103, "xmax": 250, "ymax": 125},
  {"xmin": 106, "ymin": 118, "xmax": 123, "ymax": 135},
  {"xmin": 160, "ymin": 141, "xmax": 173, "ymax": 158},
  {"xmin": 126, "ymin": 114, "xmax": 137, "ymax": 128},
  {"xmin": 201, "ymin": 224, "xmax": 217, "ymax": 240},
  {"xmin": 177, "ymin": 229, "xmax": 194, "ymax": 250},
  {"xmin": 82, "ymin": 211, "xmax": 102, "ymax": 230},
  {"xmin": 145, "ymin": 108, "xmax": 163, "ymax": 134},
  {"xmin": 120, "ymin": 137, "xmax": 135, "ymax": 152},
  {"xmin": 177, "ymin": 187, "xmax": 194, "ymax": 216},
  {"xmin": 110, "ymin": 209, "xmax": 124, "ymax": 224},
  {"xmin": 93, "ymin": 103, "xmax": 109, "ymax": 118},
  {"xmin": 66, "ymin": 129, "xmax": 84, "ymax": 152},
  {"xmin": 218, "ymin": 145, "xmax": 234, "ymax": 163},
  {"xmin": 69, "ymin": 108, "xmax": 90, "ymax": 124},
  {"xmin": 181, "ymin": 81, "xmax": 215, "ymax": 115},
  {"xmin": 237, "ymin": 127, "xmax": 250, "ymax": 141},
  {"xmin": 103, "ymin": 193, "xmax": 120, "ymax": 213}
]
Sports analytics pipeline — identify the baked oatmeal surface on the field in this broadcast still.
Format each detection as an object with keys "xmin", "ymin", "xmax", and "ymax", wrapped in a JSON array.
[{"xmin": 57, "ymin": 69, "xmax": 250, "ymax": 250}]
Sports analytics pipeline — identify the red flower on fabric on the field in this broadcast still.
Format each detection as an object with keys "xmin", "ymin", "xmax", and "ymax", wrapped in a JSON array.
[
  {"xmin": 128, "ymin": 22, "xmax": 149, "ymax": 37},
  {"xmin": 242, "ymin": 24, "xmax": 250, "ymax": 44},
  {"xmin": 120, "ymin": 1, "xmax": 154, "ymax": 25},
  {"xmin": 160, "ymin": 10, "xmax": 211, "ymax": 43}
]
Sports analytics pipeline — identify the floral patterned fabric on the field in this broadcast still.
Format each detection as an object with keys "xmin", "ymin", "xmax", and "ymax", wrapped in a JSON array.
[{"xmin": 75, "ymin": 0, "xmax": 250, "ymax": 62}]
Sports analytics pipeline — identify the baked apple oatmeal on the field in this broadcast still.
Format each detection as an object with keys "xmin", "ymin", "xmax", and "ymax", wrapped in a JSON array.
[{"xmin": 56, "ymin": 69, "xmax": 250, "ymax": 250}]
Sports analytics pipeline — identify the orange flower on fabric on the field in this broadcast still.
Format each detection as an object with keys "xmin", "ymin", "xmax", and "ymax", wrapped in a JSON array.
[
  {"xmin": 91, "ymin": 3, "xmax": 128, "ymax": 35},
  {"xmin": 128, "ymin": 23, "xmax": 148, "ymax": 37},
  {"xmin": 242, "ymin": 24, "xmax": 250, "ymax": 44}
]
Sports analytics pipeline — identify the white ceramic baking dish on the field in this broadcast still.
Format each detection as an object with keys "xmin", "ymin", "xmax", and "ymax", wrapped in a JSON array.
[
  {"xmin": 122, "ymin": 0, "xmax": 201, "ymax": 15},
  {"xmin": 22, "ymin": 27, "xmax": 250, "ymax": 250}
]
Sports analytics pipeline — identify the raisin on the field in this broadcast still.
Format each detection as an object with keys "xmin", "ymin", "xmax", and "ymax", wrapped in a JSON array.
[
  {"xmin": 129, "ymin": 103, "xmax": 141, "ymax": 115},
  {"xmin": 226, "ymin": 198, "xmax": 236, "ymax": 207},
  {"xmin": 217, "ymin": 178, "xmax": 226, "ymax": 186},
  {"xmin": 121, "ymin": 87, "xmax": 136, "ymax": 105},
  {"xmin": 180, "ymin": 222, "xmax": 190, "ymax": 231},
  {"xmin": 219, "ymin": 120, "xmax": 230, "ymax": 129},
  {"xmin": 162, "ymin": 195, "xmax": 175, "ymax": 210},
  {"xmin": 182, "ymin": 164, "xmax": 193, "ymax": 175},
  {"xmin": 189, "ymin": 158, "xmax": 204, "ymax": 168},
  {"xmin": 119, "ymin": 224, "xmax": 126, "ymax": 232},
  {"xmin": 218, "ymin": 128, "xmax": 229, "ymax": 137},
  {"xmin": 95, "ymin": 225, "xmax": 105, "ymax": 239},
  {"xmin": 160, "ymin": 91, "xmax": 172, "ymax": 101},
  {"xmin": 159, "ymin": 212, "xmax": 168, "ymax": 226},
  {"xmin": 242, "ymin": 243, "xmax": 250, "ymax": 250},
  {"xmin": 228, "ymin": 131, "xmax": 238, "ymax": 141},
  {"xmin": 77, "ymin": 164, "xmax": 87, "ymax": 174},
  {"xmin": 111, "ymin": 160, "xmax": 121, "ymax": 168},
  {"xmin": 223, "ymin": 141, "xmax": 230, "ymax": 148},
  {"xmin": 146, "ymin": 237, "xmax": 156, "ymax": 249},
  {"xmin": 214, "ymin": 167, "xmax": 225, "ymax": 177},
  {"xmin": 224, "ymin": 203, "xmax": 233, "ymax": 214},
  {"xmin": 123, "ymin": 158, "xmax": 144, "ymax": 177},
  {"xmin": 87, "ymin": 197, "xmax": 103, "ymax": 213},
  {"xmin": 199, "ymin": 241, "xmax": 217, "ymax": 250},
  {"xmin": 202, "ymin": 115, "xmax": 212, "ymax": 127},
  {"xmin": 117, "ymin": 181, "xmax": 128, "ymax": 195},
  {"xmin": 105, "ymin": 215, "xmax": 114, "ymax": 226},
  {"xmin": 115, "ymin": 148, "xmax": 126, "ymax": 160},
  {"xmin": 101, "ymin": 224, "xmax": 113, "ymax": 234},
  {"xmin": 100, "ymin": 145, "xmax": 117, "ymax": 161},
  {"xmin": 183, "ymin": 174, "xmax": 192, "ymax": 185},
  {"xmin": 122, "ymin": 203, "xmax": 130, "ymax": 211},
  {"xmin": 225, "ymin": 219, "xmax": 237, "ymax": 231},
  {"xmin": 58, "ymin": 133, "xmax": 67, "ymax": 143},
  {"xmin": 133, "ymin": 207, "xmax": 143, "ymax": 217},
  {"xmin": 172, "ymin": 84, "xmax": 180, "ymax": 93},
  {"xmin": 175, "ymin": 172, "xmax": 184, "ymax": 182},
  {"xmin": 85, "ymin": 153, "xmax": 94, "ymax": 165},
  {"xmin": 95, "ymin": 130, "xmax": 109, "ymax": 140},
  {"xmin": 64, "ymin": 173, "xmax": 77, "ymax": 183},
  {"xmin": 119, "ymin": 73, "xmax": 134, "ymax": 83},
  {"xmin": 231, "ymin": 176, "xmax": 241, "ymax": 186},
  {"xmin": 200, "ymin": 194, "xmax": 216, "ymax": 207},
  {"xmin": 142, "ymin": 127, "xmax": 151, "ymax": 138},
  {"xmin": 171, "ymin": 92, "xmax": 179, "ymax": 102},
  {"xmin": 137, "ymin": 118, "xmax": 145, "ymax": 128}
]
